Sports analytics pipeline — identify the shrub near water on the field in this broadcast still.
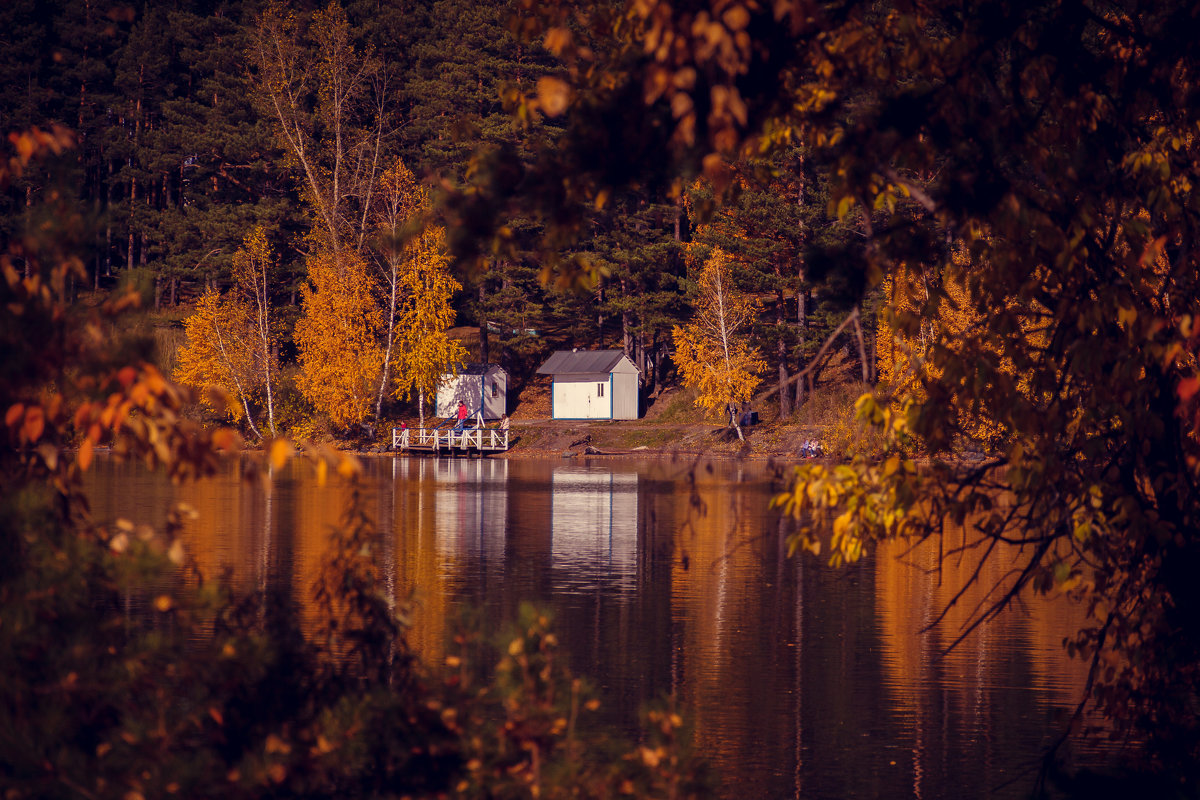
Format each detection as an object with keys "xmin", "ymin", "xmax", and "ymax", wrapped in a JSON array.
[{"xmin": 0, "ymin": 459, "xmax": 715, "ymax": 799}]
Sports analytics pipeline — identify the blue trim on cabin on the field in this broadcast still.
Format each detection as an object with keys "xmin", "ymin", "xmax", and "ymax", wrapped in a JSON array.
[{"xmin": 549, "ymin": 372, "xmax": 619, "ymax": 420}]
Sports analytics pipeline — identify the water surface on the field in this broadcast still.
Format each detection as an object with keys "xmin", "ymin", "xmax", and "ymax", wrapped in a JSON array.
[{"xmin": 85, "ymin": 454, "xmax": 1112, "ymax": 799}]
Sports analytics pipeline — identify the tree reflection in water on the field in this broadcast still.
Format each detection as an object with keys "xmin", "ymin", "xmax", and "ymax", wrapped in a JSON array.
[{"xmin": 84, "ymin": 455, "xmax": 1118, "ymax": 798}]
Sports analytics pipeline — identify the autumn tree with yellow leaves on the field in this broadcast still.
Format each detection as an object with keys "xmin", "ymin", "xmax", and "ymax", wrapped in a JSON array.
[
  {"xmin": 175, "ymin": 228, "xmax": 280, "ymax": 438},
  {"xmin": 253, "ymin": 5, "xmax": 467, "ymax": 431},
  {"xmin": 471, "ymin": 0, "xmax": 1200, "ymax": 775},
  {"xmin": 370, "ymin": 160, "xmax": 466, "ymax": 427},
  {"xmin": 293, "ymin": 248, "xmax": 383, "ymax": 430},
  {"xmin": 175, "ymin": 289, "xmax": 258, "ymax": 428},
  {"xmin": 389, "ymin": 225, "xmax": 466, "ymax": 427},
  {"xmin": 673, "ymin": 248, "xmax": 766, "ymax": 440},
  {"xmin": 2, "ymin": 130, "xmax": 716, "ymax": 800}
]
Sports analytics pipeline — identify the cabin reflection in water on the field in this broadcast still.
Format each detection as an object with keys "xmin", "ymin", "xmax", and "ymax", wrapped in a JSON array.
[
  {"xmin": 429, "ymin": 457, "xmax": 508, "ymax": 560},
  {"xmin": 550, "ymin": 468, "xmax": 638, "ymax": 594}
]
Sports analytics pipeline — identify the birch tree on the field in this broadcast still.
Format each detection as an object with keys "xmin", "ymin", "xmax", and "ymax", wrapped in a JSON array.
[
  {"xmin": 250, "ymin": 0, "xmax": 384, "ymax": 256},
  {"xmin": 175, "ymin": 288, "xmax": 263, "ymax": 437},
  {"xmin": 672, "ymin": 248, "xmax": 766, "ymax": 441},
  {"xmin": 230, "ymin": 227, "xmax": 278, "ymax": 436},
  {"xmin": 390, "ymin": 224, "xmax": 467, "ymax": 427},
  {"xmin": 370, "ymin": 159, "xmax": 422, "ymax": 425},
  {"xmin": 175, "ymin": 228, "xmax": 281, "ymax": 439}
]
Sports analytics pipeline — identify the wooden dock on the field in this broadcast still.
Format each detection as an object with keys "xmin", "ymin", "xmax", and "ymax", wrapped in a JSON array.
[{"xmin": 392, "ymin": 426, "xmax": 510, "ymax": 455}]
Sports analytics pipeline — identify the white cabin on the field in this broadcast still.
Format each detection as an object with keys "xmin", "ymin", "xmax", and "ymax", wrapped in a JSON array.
[
  {"xmin": 436, "ymin": 363, "xmax": 508, "ymax": 420},
  {"xmin": 536, "ymin": 350, "xmax": 640, "ymax": 420}
]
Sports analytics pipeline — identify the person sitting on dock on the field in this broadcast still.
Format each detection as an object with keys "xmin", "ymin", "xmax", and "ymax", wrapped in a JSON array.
[{"xmin": 499, "ymin": 413, "xmax": 510, "ymax": 433}]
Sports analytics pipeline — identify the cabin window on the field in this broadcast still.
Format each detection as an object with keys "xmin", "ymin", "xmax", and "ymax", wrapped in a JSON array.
[
  {"xmin": 597, "ymin": 383, "xmax": 605, "ymax": 397},
  {"xmin": 491, "ymin": 381, "xmax": 498, "ymax": 398}
]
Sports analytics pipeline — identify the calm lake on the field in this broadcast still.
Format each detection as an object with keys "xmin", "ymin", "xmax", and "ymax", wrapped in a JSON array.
[{"xmin": 84, "ymin": 454, "xmax": 1113, "ymax": 799}]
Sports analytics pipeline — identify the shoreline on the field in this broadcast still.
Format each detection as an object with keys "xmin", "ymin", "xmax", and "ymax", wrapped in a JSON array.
[{"xmin": 367, "ymin": 417, "xmax": 832, "ymax": 463}]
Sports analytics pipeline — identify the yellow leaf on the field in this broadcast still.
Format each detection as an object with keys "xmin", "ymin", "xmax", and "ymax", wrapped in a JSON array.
[
  {"xmin": 832, "ymin": 511, "xmax": 852, "ymax": 540},
  {"xmin": 269, "ymin": 438, "xmax": 291, "ymax": 471},
  {"xmin": 23, "ymin": 406, "xmax": 44, "ymax": 443},
  {"xmin": 212, "ymin": 427, "xmax": 237, "ymax": 451},
  {"xmin": 336, "ymin": 454, "xmax": 360, "ymax": 478},
  {"xmin": 266, "ymin": 734, "xmax": 291, "ymax": 755},
  {"xmin": 543, "ymin": 26, "xmax": 571, "ymax": 56},
  {"xmin": 835, "ymin": 195, "xmax": 856, "ymax": 219},
  {"xmin": 77, "ymin": 436, "xmax": 94, "ymax": 471},
  {"xmin": 722, "ymin": 5, "xmax": 749, "ymax": 30},
  {"xmin": 537, "ymin": 76, "xmax": 570, "ymax": 117},
  {"xmin": 37, "ymin": 442, "xmax": 57, "ymax": 470}
]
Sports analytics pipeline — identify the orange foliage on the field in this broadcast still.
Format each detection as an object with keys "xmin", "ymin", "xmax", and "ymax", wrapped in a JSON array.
[
  {"xmin": 294, "ymin": 249, "xmax": 383, "ymax": 428},
  {"xmin": 672, "ymin": 248, "xmax": 766, "ymax": 425}
]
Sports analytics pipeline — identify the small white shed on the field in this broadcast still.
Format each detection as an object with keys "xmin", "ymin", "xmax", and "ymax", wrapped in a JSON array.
[
  {"xmin": 436, "ymin": 363, "xmax": 508, "ymax": 420},
  {"xmin": 536, "ymin": 350, "xmax": 640, "ymax": 420}
]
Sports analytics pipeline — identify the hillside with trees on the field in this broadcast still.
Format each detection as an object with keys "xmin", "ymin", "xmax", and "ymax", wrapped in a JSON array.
[
  {"xmin": 6, "ymin": 0, "xmax": 1200, "ymax": 794},
  {"xmin": 0, "ymin": 0, "xmax": 866, "ymax": 442}
]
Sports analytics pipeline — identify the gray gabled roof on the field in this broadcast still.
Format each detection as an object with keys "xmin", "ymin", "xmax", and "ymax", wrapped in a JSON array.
[
  {"xmin": 537, "ymin": 350, "xmax": 632, "ymax": 375},
  {"xmin": 457, "ymin": 363, "xmax": 506, "ymax": 376}
]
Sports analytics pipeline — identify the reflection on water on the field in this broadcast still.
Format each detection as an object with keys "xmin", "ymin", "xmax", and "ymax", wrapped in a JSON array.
[
  {"xmin": 552, "ymin": 468, "xmax": 639, "ymax": 594},
  {"xmin": 85, "ymin": 454, "xmax": 1112, "ymax": 799}
]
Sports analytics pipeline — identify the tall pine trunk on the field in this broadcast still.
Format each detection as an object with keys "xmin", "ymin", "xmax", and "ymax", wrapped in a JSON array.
[
  {"xmin": 776, "ymin": 284, "xmax": 791, "ymax": 418},
  {"xmin": 478, "ymin": 280, "xmax": 489, "ymax": 364},
  {"xmin": 795, "ymin": 288, "xmax": 807, "ymax": 408}
]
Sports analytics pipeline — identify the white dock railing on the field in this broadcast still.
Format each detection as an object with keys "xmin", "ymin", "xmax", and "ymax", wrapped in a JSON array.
[{"xmin": 392, "ymin": 426, "xmax": 509, "ymax": 452}]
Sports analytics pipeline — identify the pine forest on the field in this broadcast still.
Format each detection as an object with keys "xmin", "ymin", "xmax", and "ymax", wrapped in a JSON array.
[{"xmin": 6, "ymin": 0, "xmax": 1200, "ymax": 797}]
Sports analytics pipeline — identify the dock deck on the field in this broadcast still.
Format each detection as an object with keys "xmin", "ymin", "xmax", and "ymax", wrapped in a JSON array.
[{"xmin": 392, "ymin": 426, "xmax": 510, "ymax": 455}]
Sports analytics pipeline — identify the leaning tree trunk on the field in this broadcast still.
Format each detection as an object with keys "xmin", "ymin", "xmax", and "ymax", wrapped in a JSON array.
[{"xmin": 852, "ymin": 304, "xmax": 870, "ymax": 383}]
